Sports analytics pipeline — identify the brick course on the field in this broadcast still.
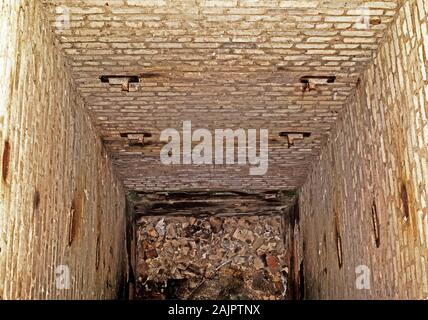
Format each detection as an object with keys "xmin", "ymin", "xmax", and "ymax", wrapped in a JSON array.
[{"xmin": 0, "ymin": 0, "xmax": 126, "ymax": 299}]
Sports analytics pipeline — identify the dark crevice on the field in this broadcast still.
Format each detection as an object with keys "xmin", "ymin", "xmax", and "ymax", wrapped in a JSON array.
[
  {"xmin": 2, "ymin": 140, "xmax": 11, "ymax": 183},
  {"xmin": 371, "ymin": 199, "xmax": 381, "ymax": 248}
]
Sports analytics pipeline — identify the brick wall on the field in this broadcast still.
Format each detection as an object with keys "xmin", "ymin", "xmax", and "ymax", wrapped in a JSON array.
[
  {"xmin": 0, "ymin": 1, "xmax": 126, "ymax": 299},
  {"xmin": 299, "ymin": 0, "xmax": 428, "ymax": 299}
]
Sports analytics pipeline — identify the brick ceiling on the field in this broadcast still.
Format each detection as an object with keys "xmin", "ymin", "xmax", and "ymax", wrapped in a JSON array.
[{"xmin": 42, "ymin": 0, "xmax": 402, "ymax": 192}]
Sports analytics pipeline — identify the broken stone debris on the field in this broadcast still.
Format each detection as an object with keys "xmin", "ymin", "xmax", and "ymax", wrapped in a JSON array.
[{"xmin": 136, "ymin": 215, "xmax": 288, "ymax": 300}]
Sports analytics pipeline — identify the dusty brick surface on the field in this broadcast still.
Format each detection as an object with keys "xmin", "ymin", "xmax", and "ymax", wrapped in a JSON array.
[
  {"xmin": 299, "ymin": 0, "xmax": 428, "ymax": 299},
  {"xmin": 0, "ymin": 1, "xmax": 126, "ymax": 299},
  {"xmin": 41, "ymin": 0, "xmax": 401, "ymax": 191}
]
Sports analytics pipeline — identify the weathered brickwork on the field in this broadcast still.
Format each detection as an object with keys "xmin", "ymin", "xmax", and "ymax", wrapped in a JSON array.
[
  {"xmin": 299, "ymin": 0, "xmax": 428, "ymax": 299},
  {"xmin": 0, "ymin": 1, "xmax": 126, "ymax": 299},
  {"xmin": 41, "ymin": 0, "xmax": 401, "ymax": 191},
  {"xmin": 3, "ymin": 0, "xmax": 428, "ymax": 300}
]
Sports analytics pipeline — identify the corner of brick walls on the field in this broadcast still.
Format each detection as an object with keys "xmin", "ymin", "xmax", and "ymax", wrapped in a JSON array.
[
  {"xmin": 0, "ymin": 1, "xmax": 127, "ymax": 299},
  {"xmin": 299, "ymin": 0, "xmax": 428, "ymax": 299}
]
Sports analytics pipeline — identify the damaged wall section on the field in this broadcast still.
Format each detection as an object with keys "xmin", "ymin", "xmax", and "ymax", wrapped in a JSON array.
[
  {"xmin": 0, "ymin": 1, "xmax": 126, "ymax": 299},
  {"xmin": 136, "ymin": 215, "xmax": 289, "ymax": 300},
  {"xmin": 299, "ymin": 0, "xmax": 428, "ymax": 299},
  {"xmin": 132, "ymin": 190, "xmax": 299, "ymax": 300}
]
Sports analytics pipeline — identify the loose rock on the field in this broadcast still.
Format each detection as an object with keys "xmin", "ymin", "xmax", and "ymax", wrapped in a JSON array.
[{"xmin": 136, "ymin": 216, "xmax": 286, "ymax": 300}]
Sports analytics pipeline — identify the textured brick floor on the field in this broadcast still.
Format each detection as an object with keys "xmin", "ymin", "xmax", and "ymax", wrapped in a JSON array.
[{"xmin": 42, "ymin": 0, "xmax": 401, "ymax": 191}]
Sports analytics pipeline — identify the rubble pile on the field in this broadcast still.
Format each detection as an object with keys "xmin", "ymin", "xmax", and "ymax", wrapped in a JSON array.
[{"xmin": 136, "ymin": 215, "xmax": 288, "ymax": 300}]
